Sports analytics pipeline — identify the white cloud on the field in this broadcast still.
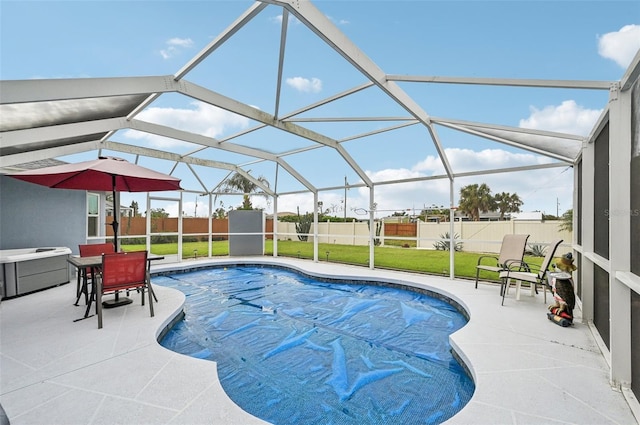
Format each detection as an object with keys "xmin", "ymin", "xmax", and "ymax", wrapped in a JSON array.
[
  {"xmin": 254, "ymin": 193, "xmax": 333, "ymax": 217},
  {"xmin": 160, "ymin": 37, "xmax": 194, "ymax": 59},
  {"xmin": 519, "ymin": 100, "xmax": 602, "ymax": 136},
  {"xmin": 414, "ymin": 148, "xmax": 549, "ymax": 175},
  {"xmin": 597, "ymin": 24, "xmax": 640, "ymax": 69},
  {"xmin": 168, "ymin": 37, "xmax": 194, "ymax": 48},
  {"xmin": 352, "ymin": 148, "xmax": 565, "ymax": 216},
  {"xmin": 286, "ymin": 76, "xmax": 322, "ymax": 93},
  {"xmin": 271, "ymin": 13, "xmax": 345, "ymax": 26},
  {"xmin": 269, "ymin": 14, "xmax": 300, "ymax": 25},
  {"xmin": 326, "ymin": 15, "xmax": 350, "ymax": 26},
  {"xmin": 254, "ymin": 145, "xmax": 573, "ymax": 218},
  {"xmin": 124, "ymin": 101, "xmax": 250, "ymax": 148},
  {"xmin": 180, "ymin": 200, "xmax": 209, "ymax": 218}
]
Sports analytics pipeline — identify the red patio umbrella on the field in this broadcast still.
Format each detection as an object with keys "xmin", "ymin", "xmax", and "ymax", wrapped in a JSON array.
[{"xmin": 8, "ymin": 156, "xmax": 182, "ymax": 251}]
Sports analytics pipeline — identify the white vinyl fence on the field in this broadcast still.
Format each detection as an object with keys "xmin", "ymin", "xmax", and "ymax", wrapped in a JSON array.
[
  {"xmin": 274, "ymin": 220, "xmax": 572, "ymax": 254},
  {"xmin": 417, "ymin": 220, "xmax": 573, "ymax": 253}
]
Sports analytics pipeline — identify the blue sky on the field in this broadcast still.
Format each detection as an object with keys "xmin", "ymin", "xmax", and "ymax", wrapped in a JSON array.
[{"xmin": 2, "ymin": 1, "xmax": 639, "ymax": 219}]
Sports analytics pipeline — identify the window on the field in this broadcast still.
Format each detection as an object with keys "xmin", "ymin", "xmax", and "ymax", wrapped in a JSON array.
[{"xmin": 87, "ymin": 193, "xmax": 100, "ymax": 237}]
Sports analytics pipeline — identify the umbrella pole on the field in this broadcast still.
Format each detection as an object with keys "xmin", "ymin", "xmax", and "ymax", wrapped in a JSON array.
[
  {"xmin": 112, "ymin": 179, "xmax": 119, "ymax": 252},
  {"xmin": 103, "ymin": 177, "xmax": 133, "ymax": 309}
]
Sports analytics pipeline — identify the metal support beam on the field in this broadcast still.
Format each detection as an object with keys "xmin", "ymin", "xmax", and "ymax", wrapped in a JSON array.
[
  {"xmin": 607, "ymin": 82, "xmax": 632, "ymax": 390},
  {"xmin": 261, "ymin": 0, "xmax": 454, "ymax": 179},
  {"xmin": 450, "ymin": 180, "xmax": 455, "ymax": 279},
  {"xmin": 369, "ymin": 186, "xmax": 375, "ymax": 270},
  {"xmin": 0, "ymin": 76, "xmax": 178, "ymax": 103},
  {"xmin": 175, "ymin": 79, "xmax": 373, "ymax": 187},
  {"xmin": 386, "ymin": 74, "xmax": 613, "ymax": 90},
  {"xmin": 174, "ymin": 2, "xmax": 269, "ymax": 80}
]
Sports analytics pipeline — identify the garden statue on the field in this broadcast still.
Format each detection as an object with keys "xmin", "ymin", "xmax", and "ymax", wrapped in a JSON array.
[{"xmin": 547, "ymin": 252, "xmax": 577, "ymax": 327}]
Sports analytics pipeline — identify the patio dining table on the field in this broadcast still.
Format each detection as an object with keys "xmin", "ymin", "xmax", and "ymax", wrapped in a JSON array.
[{"xmin": 67, "ymin": 253, "xmax": 164, "ymax": 321}]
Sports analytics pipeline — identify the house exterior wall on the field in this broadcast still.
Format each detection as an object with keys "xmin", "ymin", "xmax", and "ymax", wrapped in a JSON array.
[{"xmin": 0, "ymin": 175, "xmax": 86, "ymax": 253}]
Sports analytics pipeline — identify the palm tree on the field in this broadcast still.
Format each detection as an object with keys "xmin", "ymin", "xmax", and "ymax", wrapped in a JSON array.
[
  {"xmin": 494, "ymin": 192, "xmax": 523, "ymax": 220},
  {"xmin": 219, "ymin": 172, "xmax": 270, "ymax": 210},
  {"xmin": 459, "ymin": 183, "xmax": 495, "ymax": 221}
]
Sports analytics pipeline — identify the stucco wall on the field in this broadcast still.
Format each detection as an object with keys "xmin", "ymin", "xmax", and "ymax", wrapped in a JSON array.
[{"xmin": 0, "ymin": 175, "xmax": 86, "ymax": 253}]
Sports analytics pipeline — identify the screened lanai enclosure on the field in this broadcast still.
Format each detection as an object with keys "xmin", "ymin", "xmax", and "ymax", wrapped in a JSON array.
[{"xmin": 0, "ymin": 0, "xmax": 639, "ymax": 415}]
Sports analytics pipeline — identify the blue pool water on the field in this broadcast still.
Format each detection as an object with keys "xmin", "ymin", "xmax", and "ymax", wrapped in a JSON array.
[{"xmin": 156, "ymin": 265, "xmax": 474, "ymax": 424}]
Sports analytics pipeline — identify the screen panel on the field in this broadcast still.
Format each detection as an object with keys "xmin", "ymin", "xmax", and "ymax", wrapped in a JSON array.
[
  {"xmin": 593, "ymin": 263, "xmax": 610, "ymax": 349},
  {"xmin": 594, "ymin": 123, "xmax": 610, "ymax": 259},
  {"xmin": 575, "ymin": 252, "xmax": 582, "ymax": 299},
  {"xmin": 632, "ymin": 289, "xmax": 640, "ymax": 400},
  {"xmin": 577, "ymin": 159, "xmax": 582, "ymax": 246}
]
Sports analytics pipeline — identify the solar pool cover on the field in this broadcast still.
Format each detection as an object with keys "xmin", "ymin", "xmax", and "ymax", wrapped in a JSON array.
[{"xmin": 157, "ymin": 266, "xmax": 474, "ymax": 424}]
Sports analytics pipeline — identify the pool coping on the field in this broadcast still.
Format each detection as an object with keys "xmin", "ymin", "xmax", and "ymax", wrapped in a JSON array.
[{"xmin": 154, "ymin": 261, "xmax": 475, "ymax": 422}]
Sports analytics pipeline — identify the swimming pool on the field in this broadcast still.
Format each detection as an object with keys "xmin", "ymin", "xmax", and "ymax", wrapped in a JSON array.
[{"xmin": 156, "ymin": 265, "xmax": 474, "ymax": 424}]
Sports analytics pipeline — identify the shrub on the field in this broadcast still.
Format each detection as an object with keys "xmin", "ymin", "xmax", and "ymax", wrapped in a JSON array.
[
  {"xmin": 433, "ymin": 232, "xmax": 463, "ymax": 251},
  {"xmin": 526, "ymin": 244, "xmax": 547, "ymax": 257},
  {"xmin": 367, "ymin": 220, "xmax": 383, "ymax": 246},
  {"xmin": 295, "ymin": 213, "xmax": 313, "ymax": 241}
]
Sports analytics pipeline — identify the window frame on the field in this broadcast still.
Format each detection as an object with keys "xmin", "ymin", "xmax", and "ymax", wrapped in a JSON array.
[{"xmin": 87, "ymin": 192, "xmax": 100, "ymax": 238}]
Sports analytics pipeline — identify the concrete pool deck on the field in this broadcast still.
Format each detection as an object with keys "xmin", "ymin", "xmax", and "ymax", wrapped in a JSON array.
[{"xmin": 1, "ymin": 257, "xmax": 638, "ymax": 425}]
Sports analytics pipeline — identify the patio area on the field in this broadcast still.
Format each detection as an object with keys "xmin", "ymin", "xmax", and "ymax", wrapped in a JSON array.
[{"xmin": 0, "ymin": 257, "xmax": 637, "ymax": 425}]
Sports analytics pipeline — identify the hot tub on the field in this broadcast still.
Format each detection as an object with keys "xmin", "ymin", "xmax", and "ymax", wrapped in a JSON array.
[{"xmin": 0, "ymin": 247, "xmax": 72, "ymax": 299}]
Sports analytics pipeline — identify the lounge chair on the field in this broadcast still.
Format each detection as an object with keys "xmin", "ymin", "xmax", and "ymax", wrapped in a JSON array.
[
  {"xmin": 474, "ymin": 234, "xmax": 530, "ymax": 289},
  {"xmin": 498, "ymin": 239, "xmax": 564, "ymax": 305}
]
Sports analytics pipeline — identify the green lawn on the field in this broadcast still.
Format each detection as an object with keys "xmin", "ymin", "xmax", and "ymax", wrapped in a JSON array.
[
  {"xmin": 270, "ymin": 240, "xmax": 545, "ymax": 280},
  {"xmin": 123, "ymin": 239, "xmax": 546, "ymax": 281}
]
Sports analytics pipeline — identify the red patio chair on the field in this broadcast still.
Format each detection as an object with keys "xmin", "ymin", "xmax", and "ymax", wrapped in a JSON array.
[
  {"xmin": 96, "ymin": 251, "xmax": 154, "ymax": 329},
  {"xmin": 76, "ymin": 243, "xmax": 115, "ymax": 306}
]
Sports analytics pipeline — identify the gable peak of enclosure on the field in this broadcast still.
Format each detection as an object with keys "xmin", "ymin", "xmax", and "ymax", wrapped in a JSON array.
[{"xmin": 0, "ymin": 0, "xmax": 633, "ymax": 197}]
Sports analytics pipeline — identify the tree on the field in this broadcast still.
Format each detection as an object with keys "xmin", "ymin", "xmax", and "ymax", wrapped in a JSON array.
[
  {"xmin": 219, "ymin": 172, "xmax": 270, "ymax": 210},
  {"xmin": 494, "ymin": 192, "xmax": 523, "ymax": 220},
  {"xmin": 295, "ymin": 212, "xmax": 313, "ymax": 241},
  {"xmin": 149, "ymin": 208, "xmax": 169, "ymax": 218},
  {"xmin": 558, "ymin": 209, "xmax": 573, "ymax": 232},
  {"xmin": 130, "ymin": 201, "xmax": 140, "ymax": 217},
  {"xmin": 213, "ymin": 203, "xmax": 227, "ymax": 219},
  {"xmin": 458, "ymin": 183, "xmax": 495, "ymax": 221}
]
